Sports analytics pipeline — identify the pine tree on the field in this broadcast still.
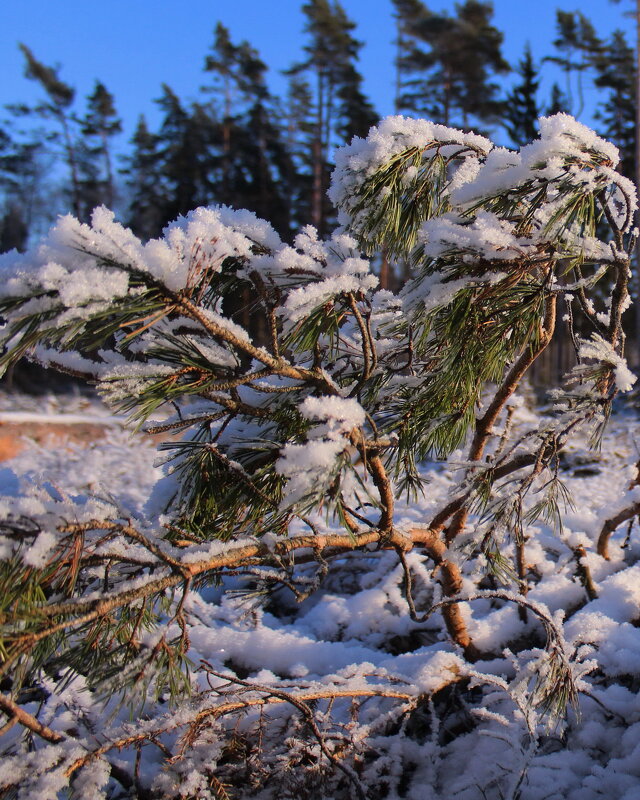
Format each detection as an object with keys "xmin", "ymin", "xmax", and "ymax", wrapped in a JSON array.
[
  {"xmin": 0, "ymin": 204, "xmax": 28, "ymax": 252},
  {"xmin": 330, "ymin": 3, "xmax": 377, "ymax": 141},
  {"xmin": 454, "ymin": 0, "xmax": 510, "ymax": 127},
  {"xmin": 503, "ymin": 44, "xmax": 540, "ymax": 147},
  {"xmin": 241, "ymin": 100, "xmax": 293, "ymax": 234},
  {"xmin": 122, "ymin": 115, "xmax": 166, "ymax": 239},
  {"xmin": 202, "ymin": 23, "xmax": 273, "ymax": 209},
  {"xmin": 155, "ymin": 86, "xmax": 214, "ymax": 223},
  {"xmin": 288, "ymin": 0, "xmax": 377, "ymax": 233},
  {"xmin": 546, "ymin": 82, "xmax": 570, "ymax": 115},
  {"xmin": 0, "ymin": 126, "xmax": 42, "ymax": 251},
  {"xmin": 392, "ymin": 0, "xmax": 509, "ymax": 130},
  {"xmin": 203, "ymin": 24, "xmax": 294, "ymax": 234},
  {"xmin": 607, "ymin": 0, "xmax": 640, "ymax": 365},
  {"xmin": 0, "ymin": 115, "xmax": 636, "ymax": 797},
  {"xmin": 203, "ymin": 23, "xmax": 243, "ymax": 205},
  {"xmin": 0, "ymin": 130, "xmax": 28, "ymax": 252},
  {"xmin": 17, "ymin": 43, "xmax": 83, "ymax": 219},
  {"xmin": 546, "ymin": 11, "xmax": 602, "ymax": 117},
  {"xmin": 593, "ymin": 30, "xmax": 636, "ymax": 181},
  {"xmin": 80, "ymin": 81, "xmax": 122, "ymax": 209},
  {"xmin": 283, "ymin": 74, "xmax": 315, "ymax": 229},
  {"xmin": 392, "ymin": 0, "xmax": 432, "ymax": 113}
]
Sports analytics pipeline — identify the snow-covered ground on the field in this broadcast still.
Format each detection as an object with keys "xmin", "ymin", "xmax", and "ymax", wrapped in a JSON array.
[{"xmin": 2, "ymin": 391, "xmax": 640, "ymax": 799}]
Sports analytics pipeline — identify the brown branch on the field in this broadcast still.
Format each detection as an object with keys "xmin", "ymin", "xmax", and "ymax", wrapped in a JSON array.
[
  {"xmin": 347, "ymin": 293, "xmax": 373, "ymax": 396},
  {"xmin": 195, "ymin": 677, "xmax": 363, "ymax": 800},
  {"xmin": 597, "ymin": 501, "xmax": 640, "ymax": 560},
  {"xmin": 0, "ymin": 715, "xmax": 17, "ymax": 737},
  {"xmin": 445, "ymin": 293, "xmax": 557, "ymax": 546},
  {"xmin": 516, "ymin": 539, "xmax": 529, "ymax": 622},
  {"xmin": 472, "ymin": 293, "xmax": 558, "ymax": 463},
  {"xmin": 195, "ymin": 687, "xmax": 417, "ymax": 720},
  {"xmin": 576, "ymin": 284, "xmax": 609, "ymax": 337},
  {"xmin": 494, "ymin": 404, "xmax": 516, "ymax": 461},
  {"xmin": 116, "ymin": 524, "xmax": 190, "ymax": 574},
  {"xmin": 427, "ymin": 294, "xmax": 558, "ymax": 654},
  {"xmin": 201, "ymin": 367, "xmax": 275, "ymax": 394},
  {"xmin": 366, "ymin": 453, "xmax": 395, "ymax": 533},
  {"xmin": 145, "ymin": 411, "xmax": 227, "ymax": 435},
  {"xmin": 1, "ymin": 425, "xmax": 569, "ymax": 662},
  {"xmin": 364, "ymin": 306, "xmax": 378, "ymax": 373},
  {"xmin": 2, "ymin": 525, "xmax": 447, "ymax": 632},
  {"xmin": 0, "ymin": 444, "xmax": 557, "ymax": 663},
  {"xmin": 596, "ymin": 191, "xmax": 630, "ymax": 353},
  {"xmin": 201, "ymin": 392, "xmax": 277, "ymax": 420},
  {"xmin": 251, "ymin": 382, "xmax": 306, "ymax": 394},
  {"xmin": 439, "ymin": 562, "xmax": 478, "ymax": 659},
  {"xmin": 0, "ymin": 692, "xmax": 64, "ymax": 744},
  {"xmin": 174, "ymin": 295, "xmax": 336, "ymax": 394},
  {"xmin": 608, "ymin": 261, "xmax": 630, "ymax": 352},
  {"xmin": 62, "ymin": 684, "xmax": 433, "ymax": 783},
  {"xmin": 574, "ymin": 544, "xmax": 598, "ymax": 600}
]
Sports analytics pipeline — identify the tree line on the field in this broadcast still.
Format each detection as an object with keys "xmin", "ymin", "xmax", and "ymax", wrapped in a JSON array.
[{"xmin": 0, "ymin": 0, "xmax": 636, "ymax": 257}]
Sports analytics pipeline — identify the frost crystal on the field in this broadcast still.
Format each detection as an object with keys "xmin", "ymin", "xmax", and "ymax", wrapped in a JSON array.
[{"xmin": 579, "ymin": 334, "xmax": 637, "ymax": 392}]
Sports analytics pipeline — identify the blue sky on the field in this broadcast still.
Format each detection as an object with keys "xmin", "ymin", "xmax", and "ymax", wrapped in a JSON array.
[{"xmin": 0, "ymin": 0, "xmax": 633, "ymax": 146}]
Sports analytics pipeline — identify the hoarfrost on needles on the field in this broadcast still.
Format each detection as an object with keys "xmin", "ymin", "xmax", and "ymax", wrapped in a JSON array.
[{"xmin": 579, "ymin": 334, "xmax": 637, "ymax": 392}]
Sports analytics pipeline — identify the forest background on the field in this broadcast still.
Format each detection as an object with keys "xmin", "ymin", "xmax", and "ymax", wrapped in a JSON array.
[{"xmin": 0, "ymin": 0, "xmax": 637, "ymax": 294}]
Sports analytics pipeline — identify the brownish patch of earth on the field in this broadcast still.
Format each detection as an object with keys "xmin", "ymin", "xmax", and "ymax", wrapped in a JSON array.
[
  {"xmin": 0, "ymin": 422, "xmax": 127, "ymax": 461},
  {"xmin": 0, "ymin": 421, "xmax": 178, "ymax": 461}
]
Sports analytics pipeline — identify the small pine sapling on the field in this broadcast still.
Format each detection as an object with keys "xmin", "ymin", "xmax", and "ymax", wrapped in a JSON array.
[{"xmin": 0, "ymin": 113, "xmax": 636, "ymax": 798}]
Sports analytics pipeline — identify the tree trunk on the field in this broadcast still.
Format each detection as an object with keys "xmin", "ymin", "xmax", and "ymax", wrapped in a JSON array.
[
  {"xmin": 311, "ymin": 72, "xmax": 325, "ymax": 232},
  {"xmin": 60, "ymin": 113, "xmax": 81, "ymax": 219},
  {"xmin": 102, "ymin": 129, "xmax": 114, "ymax": 209}
]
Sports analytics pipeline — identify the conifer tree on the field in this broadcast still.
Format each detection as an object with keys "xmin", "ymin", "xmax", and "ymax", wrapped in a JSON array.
[
  {"xmin": 592, "ymin": 29, "xmax": 636, "ymax": 181},
  {"xmin": 283, "ymin": 74, "xmax": 315, "ymax": 228},
  {"xmin": 454, "ymin": 0, "xmax": 510, "ymax": 127},
  {"xmin": 288, "ymin": 0, "xmax": 377, "ymax": 233},
  {"xmin": 392, "ymin": 0, "xmax": 509, "ymax": 130},
  {"xmin": 80, "ymin": 81, "xmax": 122, "ymax": 209},
  {"xmin": 546, "ymin": 82, "xmax": 570, "ymax": 116},
  {"xmin": 0, "ymin": 126, "xmax": 42, "ymax": 251},
  {"xmin": 0, "ymin": 140, "xmax": 27, "ymax": 251},
  {"xmin": 334, "ymin": 62, "xmax": 377, "ymax": 143},
  {"xmin": 607, "ymin": 0, "xmax": 640, "ymax": 362},
  {"xmin": 155, "ymin": 86, "xmax": 214, "ymax": 223},
  {"xmin": 546, "ymin": 11, "xmax": 602, "ymax": 117},
  {"xmin": 0, "ymin": 205, "xmax": 28, "ymax": 252},
  {"xmin": 503, "ymin": 44, "xmax": 540, "ymax": 147},
  {"xmin": 203, "ymin": 22, "xmax": 244, "ymax": 205},
  {"xmin": 606, "ymin": 1, "xmax": 639, "ymax": 178},
  {"xmin": 0, "ymin": 114, "xmax": 637, "ymax": 798},
  {"xmin": 392, "ymin": 0, "xmax": 432, "ymax": 113},
  {"xmin": 242, "ymin": 100, "xmax": 294, "ymax": 234},
  {"xmin": 122, "ymin": 115, "xmax": 166, "ymax": 239},
  {"xmin": 329, "ymin": 3, "xmax": 377, "ymax": 142},
  {"xmin": 203, "ymin": 24, "xmax": 293, "ymax": 234},
  {"xmin": 17, "ymin": 44, "xmax": 83, "ymax": 219}
]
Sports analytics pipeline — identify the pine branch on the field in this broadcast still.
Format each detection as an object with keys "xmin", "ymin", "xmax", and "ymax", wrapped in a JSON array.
[
  {"xmin": 0, "ymin": 692, "xmax": 64, "ymax": 744},
  {"xmin": 597, "ymin": 500, "xmax": 640, "ymax": 559}
]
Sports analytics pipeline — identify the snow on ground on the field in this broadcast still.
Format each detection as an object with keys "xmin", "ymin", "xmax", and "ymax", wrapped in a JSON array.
[
  {"xmin": 0, "ymin": 392, "xmax": 160, "ymax": 512},
  {"xmin": 2, "ymin": 390, "xmax": 640, "ymax": 798}
]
